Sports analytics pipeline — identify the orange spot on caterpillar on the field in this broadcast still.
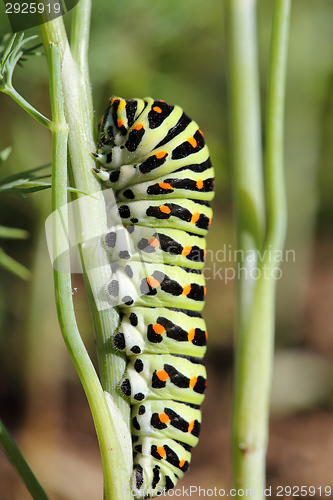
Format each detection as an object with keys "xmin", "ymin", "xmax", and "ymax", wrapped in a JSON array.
[
  {"xmin": 147, "ymin": 276, "xmax": 160, "ymax": 289},
  {"xmin": 159, "ymin": 413, "xmax": 170, "ymax": 424},
  {"xmin": 153, "ymin": 323, "xmax": 165, "ymax": 335},
  {"xmin": 189, "ymin": 376, "xmax": 197, "ymax": 389},
  {"xmin": 160, "ymin": 205, "xmax": 171, "ymax": 214},
  {"xmin": 156, "ymin": 370, "xmax": 169, "ymax": 382},
  {"xmin": 148, "ymin": 237, "xmax": 160, "ymax": 247},
  {"xmin": 198, "ymin": 129, "xmax": 204, "ymax": 137},
  {"xmin": 134, "ymin": 123, "xmax": 143, "ymax": 130},
  {"xmin": 153, "ymin": 106, "xmax": 163, "ymax": 113},
  {"xmin": 182, "ymin": 246, "xmax": 192, "ymax": 257},
  {"xmin": 157, "ymin": 446, "xmax": 166, "ymax": 458},
  {"xmin": 155, "ymin": 151, "xmax": 167, "ymax": 159},
  {"xmin": 208, "ymin": 218, "xmax": 212, "ymax": 227},
  {"xmin": 203, "ymin": 249, "xmax": 207, "ymax": 258},
  {"xmin": 179, "ymin": 458, "xmax": 186, "ymax": 468},
  {"xmin": 203, "ymin": 286, "xmax": 206, "ymax": 296},
  {"xmin": 191, "ymin": 212, "xmax": 200, "ymax": 224},
  {"xmin": 118, "ymin": 119, "xmax": 124, "ymax": 128},
  {"xmin": 205, "ymin": 330, "xmax": 208, "ymax": 340},
  {"xmin": 188, "ymin": 329, "xmax": 195, "ymax": 342},
  {"xmin": 159, "ymin": 182, "xmax": 173, "ymax": 190},
  {"xmin": 188, "ymin": 137, "xmax": 197, "ymax": 148},
  {"xmin": 196, "ymin": 179, "xmax": 204, "ymax": 190},
  {"xmin": 188, "ymin": 420, "xmax": 195, "ymax": 433},
  {"xmin": 183, "ymin": 284, "xmax": 191, "ymax": 296}
]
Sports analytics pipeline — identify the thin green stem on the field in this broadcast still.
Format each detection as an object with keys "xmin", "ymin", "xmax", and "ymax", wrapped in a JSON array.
[
  {"xmin": 0, "ymin": 420, "xmax": 49, "ymax": 500},
  {"xmin": 227, "ymin": 0, "xmax": 265, "ymax": 255},
  {"xmin": 227, "ymin": 0, "xmax": 266, "ymax": 493},
  {"xmin": 265, "ymin": 0, "xmax": 290, "ymax": 251},
  {"xmin": 0, "ymin": 247, "xmax": 31, "ymax": 279},
  {"xmin": 70, "ymin": 0, "xmax": 91, "ymax": 67},
  {"xmin": 229, "ymin": 0, "xmax": 290, "ymax": 497},
  {"xmin": 0, "ymin": 226, "xmax": 29, "ymax": 239},
  {"xmin": 4, "ymin": 86, "xmax": 52, "ymax": 129}
]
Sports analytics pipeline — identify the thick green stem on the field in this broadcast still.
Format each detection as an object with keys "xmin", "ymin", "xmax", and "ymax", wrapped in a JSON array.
[
  {"xmin": 70, "ymin": 0, "xmax": 94, "ymax": 135},
  {"xmin": 42, "ymin": 12, "xmax": 132, "ymax": 499},
  {"xmin": 38, "ymin": 7, "xmax": 128, "ymax": 421},
  {"xmin": 0, "ymin": 420, "xmax": 49, "ymax": 500},
  {"xmin": 229, "ymin": 0, "xmax": 290, "ymax": 496}
]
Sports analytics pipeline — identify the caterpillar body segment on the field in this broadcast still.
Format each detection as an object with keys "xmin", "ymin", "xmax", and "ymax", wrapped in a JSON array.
[
  {"xmin": 104, "ymin": 225, "xmax": 207, "ymax": 270},
  {"xmin": 114, "ymin": 307, "xmax": 207, "ymax": 358},
  {"xmin": 113, "ymin": 161, "xmax": 215, "ymax": 203},
  {"xmin": 121, "ymin": 353, "xmax": 206, "ymax": 405},
  {"xmin": 106, "ymin": 261, "xmax": 206, "ymax": 310}
]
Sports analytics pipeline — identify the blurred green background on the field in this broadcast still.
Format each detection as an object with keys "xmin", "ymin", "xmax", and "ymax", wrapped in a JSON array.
[{"xmin": 1, "ymin": 0, "xmax": 333, "ymax": 498}]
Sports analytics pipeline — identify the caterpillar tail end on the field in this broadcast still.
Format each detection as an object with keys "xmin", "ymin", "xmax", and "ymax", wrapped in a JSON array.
[
  {"xmin": 132, "ymin": 463, "xmax": 177, "ymax": 499},
  {"xmin": 132, "ymin": 465, "xmax": 155, "ymax": 500}
]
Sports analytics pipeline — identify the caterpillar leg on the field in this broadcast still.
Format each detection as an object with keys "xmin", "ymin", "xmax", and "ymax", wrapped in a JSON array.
[{"xmin": 92, "ymin": 166, "xmax": 110, "ymax": 182}]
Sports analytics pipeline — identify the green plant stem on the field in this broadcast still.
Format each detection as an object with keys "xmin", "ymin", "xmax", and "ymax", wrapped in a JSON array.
[
  {"xmin": 70, "ymin": 0, "xmax": 94, "ymax": 135},
  {"xmin": 0, "ymin": 420, "xmax": 49, "ymax": 500},
  {"xmin": 0, "ymin": 225, "xmax": 29, "ymax": 239},
  {"xmin": 39, "ymin": 10, "xmax": 132, "ymax": 499},
  {"xmin": 0, "ymin": 247, "xmax": 31, "ymax": 279},
  {"xmin": 229, "ymin": 0, "xmax": 290, "ymax": 497},
  {"xmin": 4, "ymin": 86, "xmax": 52, "ymax": 129},
  {"xmin": 227, "ymin": 0, "xmax": 265, "ymax": 255},
  {"xmin": 227, "ymin": 1, "xmax": 265, "ymax": 494},
  {"xmin": 265, "ymin": 0, "xmax": 290, "ymax": 247}
]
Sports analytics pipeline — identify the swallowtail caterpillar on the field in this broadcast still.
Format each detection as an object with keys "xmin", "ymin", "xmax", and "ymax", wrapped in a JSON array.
[{"xmin": 93, "ymin": 97, "xmax": 214, "ymax": 499}]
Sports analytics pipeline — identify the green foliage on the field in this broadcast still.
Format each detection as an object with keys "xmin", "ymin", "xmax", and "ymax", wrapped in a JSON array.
[
  {"xmin": 0, "ymin": 147, "xmax": 38, "ymax": 279},
  {"xmin": 0, "ymin": 33, "xmax": 42, "ymax": 92},
  {"xmin": 0, "ymin": 163, "xmax": 51, "ymax": 197},
  {"xmin": 0, "ymin": 420, "xmax": 49, "ymax": 500},
  {"xmin": 0, "ymin": 32, "xmax": 51, "ymax": 128}
]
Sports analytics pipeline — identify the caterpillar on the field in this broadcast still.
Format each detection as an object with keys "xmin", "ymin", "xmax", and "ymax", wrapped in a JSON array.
[{"xmin": 93, "ymin": 97, "xmax": 214, "ymax": 499}]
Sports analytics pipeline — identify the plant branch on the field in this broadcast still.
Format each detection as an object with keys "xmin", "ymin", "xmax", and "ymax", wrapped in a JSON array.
[
  {"xmin": 4, "ymin": 85, "xmax": 52, "ymax": 128},
  {"xmin": 0, "ymin": 420, "xmax": 49, "ymax": 500},
  {"xmin": 228, "ymin": 0, "xmax": 290, "ymax": 496},
  {"xmin": 0, "ymin": 34, "xmax": 51, "ymax": 128}
]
